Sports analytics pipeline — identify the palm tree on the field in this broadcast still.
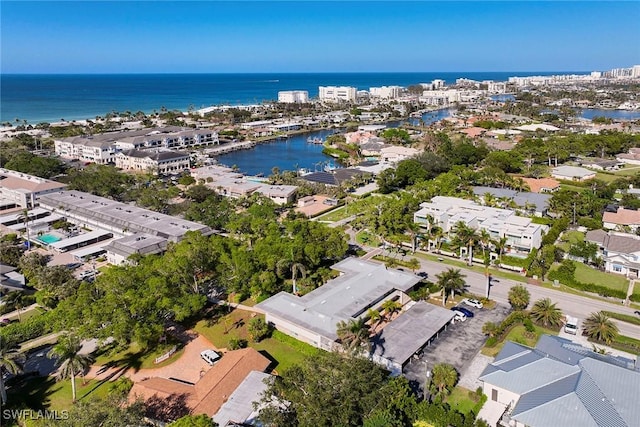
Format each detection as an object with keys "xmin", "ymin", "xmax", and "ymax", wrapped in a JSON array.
[
  {"xmin": 429, "ymin": 363, "xmax": 458, "ymax": 401},
  {"xmin": 0, "ymin": 337, "xmax": 24, "ymax": 405},
  {"xmin": 508, "ymin": 285, "xmax": 530, "ymax": 310},
  {"xmin": 582, "ymin": 312, "xmax": 619, "ymax": 345},
  {"xmin": 530, "ymin": 298, "xmax": 563, "ymax": 327},
  {"xmin": 478, "ymin": 229, "xmax": 491, "ymax": 259},
  {"xmin": 407, "ymin": 258, "xmax": 420, "ymax": 273},
  {"xmin": 482, "ymin": 321, "xmax": 499, "ymax": 338},
  {"xmin": 4, "ymin": 291, "xmax": 25, "ymax": 322},
  {"xmin": 17, "ymin": 209, "xmax": 30, "ymax": 249},
  {"xmin": 336, "ymin": 318, "xmax": 370, "ymax": 355},
  {"xmin": 48, "ymin": 334, "xmax": 93, "ymax": 402},
  {"xmin": 290, "ymin": 262, "xmax": 306, "ymax": 295},
  {"xmin": 493, "ymin": 236, "xmax": 508, "ymax": 264},
  {"xmin": 435, "ymin": 268, "xmax": 467, "ymax": 306},
  {"xmin": 452, "ymin": 222, "xmax": 478, "ymax": 266},
  {"xmin": 367, "ymin": 308, "xmax": 382, "ymax": 330},
  {"xmin": 381, "ymin": 300, "xmax": 402, "ymax": 320}
]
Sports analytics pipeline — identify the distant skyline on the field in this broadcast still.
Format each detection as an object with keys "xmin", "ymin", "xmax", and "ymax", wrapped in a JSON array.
[{"xmin": 2, "ymin": 1, "xmax": 639, "ymax": 74}]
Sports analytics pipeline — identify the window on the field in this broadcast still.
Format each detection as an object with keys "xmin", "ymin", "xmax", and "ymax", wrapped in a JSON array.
[{"xmin": 613, "ymin": 265, "xmax": 623, "ymax": 273}]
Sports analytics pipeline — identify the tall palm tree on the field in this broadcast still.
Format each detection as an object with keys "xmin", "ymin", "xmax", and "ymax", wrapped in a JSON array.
[
  {"xmin": 582, "ymin": 312, "xmax": 619, "ymax": 345},
  {"xmin": 508, "ymin": 285, "xmax": 530, "ymax": 310},
  {"xmin": 478, "ymin": 229, "xmax": 491, "ymax": 260},
  {"xmin": 493, "ymin": 236, "xmax": 509, "ymax": 265},
  {"xmin": 435, "ymin": 268, "xmax": 467, "ymax": 306},
  {"xmin": 290, "ymin": 262, "xmax": 306, "ymax": 295},
  {"xmin": 429, "ymin": 363, "xmax": 458, "ymax": 401},
  {"xmin": 452, "ymin": 222, "xmax": 477, "ymax": 266},
  {"xmin": 48, "ymin": 334, "xmax": 93, "ymax": 402},
  {"xmin": 0, "ymin": 337, "xmax": 24, "ymax": 405},
  {"xmin": 17, "ymin": 209, "xmax": 30, "ymax": 249},
  {"xmin": 336, "ymin": 318, "xmax": 370, "ymax": 356},
  {"xmin": 4, "ymin": 291, "xmax": 25, "ymax": 322},
  {"xmin": 530, "ymin": 298, "xmax": 563, "ymax": 327}
]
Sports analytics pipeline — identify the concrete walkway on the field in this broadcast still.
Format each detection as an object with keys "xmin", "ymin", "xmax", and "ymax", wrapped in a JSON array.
[
  {"xmin": 458, "ymin": 352, "xmax": 493, "ymax": 391},
  {"xmin": 1, "ymin": 303, "xmax": 40, "ymax": 321}
]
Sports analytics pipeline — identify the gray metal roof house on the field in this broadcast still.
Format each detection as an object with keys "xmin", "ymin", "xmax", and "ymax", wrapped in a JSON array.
[{"xmin": 479, "ymin": 335, "xmax": 639, "ymax": 427}]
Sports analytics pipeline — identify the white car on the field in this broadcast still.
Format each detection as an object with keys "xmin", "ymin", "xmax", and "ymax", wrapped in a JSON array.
[
  {"xmin": 452, "ymin": 312, "xmax": 467, "ymax": 323},
  {"xmin": 200, "ymin": 349, "xmax": 221, "ymax": 365},
  {"xmin": 463, "ymin": 298, "xmax": 483, "ymax": 309}
]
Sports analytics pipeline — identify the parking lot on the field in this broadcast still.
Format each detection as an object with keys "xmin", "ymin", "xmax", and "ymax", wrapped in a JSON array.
[{"xmin": 403, "ymin": 302, "xmax": 511, "ymax": 394}]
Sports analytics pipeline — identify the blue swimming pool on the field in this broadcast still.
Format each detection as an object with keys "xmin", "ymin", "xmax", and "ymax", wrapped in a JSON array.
[{"xmin": 37, "ymin": 233, "xmax": 62, "ymax": 244}]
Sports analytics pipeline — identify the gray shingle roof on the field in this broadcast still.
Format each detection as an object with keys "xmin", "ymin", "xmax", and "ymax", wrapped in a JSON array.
[{"xmin": 472, "ymin": 186, "xmax": 551, "ymax": 213}]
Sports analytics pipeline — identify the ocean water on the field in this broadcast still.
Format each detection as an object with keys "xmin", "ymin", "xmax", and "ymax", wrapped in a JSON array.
[{"xmin": 1, "ymin": 72, "xmax": 583, "ymax": 124}]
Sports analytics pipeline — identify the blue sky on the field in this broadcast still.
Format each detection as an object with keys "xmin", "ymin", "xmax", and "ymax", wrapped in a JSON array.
[{"xmin": 2, "ymin": 1, "xmax": 639, "ymax": 73}]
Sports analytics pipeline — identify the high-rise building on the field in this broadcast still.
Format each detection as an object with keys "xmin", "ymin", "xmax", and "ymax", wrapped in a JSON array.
[
  {"xmin": 277, "ymin": 90, "xmax": 309, "ymax": 103},
  {"xmin": 318, "ymin": 86, "xmax": 357, "ymax": 102}
]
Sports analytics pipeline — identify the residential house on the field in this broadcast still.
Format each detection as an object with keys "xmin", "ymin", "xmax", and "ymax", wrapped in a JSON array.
[
  {"xmin": 521, "ymin": 177, "xmax": 560, "ymax": 194},
  {"xmin": 129, "ymin": 348, "xmax": 271, "ymax": 421},
  {"xmin": 586, "ymin": 229, "xmax": 640, "ymax": 277},
  {"xmin": 380, "ymin": 146, "xmax": 420, "ymax": 163},
  {"xmin": 581, "ymin": 159, "xmax": 622, "ymax": 171},
  {"xmin": 616, "ymin": 148, "xmax": 640, "ymax": 166},
  {"xmin": 479, "ymin": 335, "xmax": 639, "ymax": 427},
  {"xmin": 414, "ymin": 196, "xmax": 546, "ymax": 253},
  {"xmin": 603, "ymin": 207, "xmax": 640, "ymax": 233},
  {"xmin": 551, "ymin": 165, "xmax": 596, "ymax": 182}
]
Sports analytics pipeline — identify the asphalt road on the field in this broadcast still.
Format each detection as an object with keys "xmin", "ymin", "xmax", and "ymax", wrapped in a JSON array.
[{"xmin": 413, "ymin": 256, "xmax": 640, "ymax": 340}]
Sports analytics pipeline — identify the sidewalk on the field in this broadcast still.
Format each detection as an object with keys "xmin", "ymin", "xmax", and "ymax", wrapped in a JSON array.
[{"xmin": 1, "ymin": 303, "xmax": 40, "ymax": 321}]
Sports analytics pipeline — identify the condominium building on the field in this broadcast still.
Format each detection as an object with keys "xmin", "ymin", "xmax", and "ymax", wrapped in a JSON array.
[
  {"xmin": 0, "ymin": 168, "xmax": 66, "ymax": 210},
  {"xmin": 369, "ymin": 86, "xmax": 402, "ymax": 99},
  {"xmin": 419, "ymin": 89, "xmax": 461, "ymax": 106},
  {"xmin": 278, "ymin": 90, "xmax": 309, "ymax": 103},
  {"xmin": 114, "ymin": 149, "xmax": 190, "ymax": 175},
  {"xmin": 54, "ymin": 127, "xmax": 219, "ymax": 164},
  {"xmin": 414, "ymin": 196, "xmax": 545, "ymax": 253},
  {"xmin": 318, "ymin": 86, "xmax": 357, "ymax": 102}
]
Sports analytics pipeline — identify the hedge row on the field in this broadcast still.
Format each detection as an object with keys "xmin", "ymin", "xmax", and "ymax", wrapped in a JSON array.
[
  {"xmin": 548, "ymin": 261, "xmax": 627, "ymax": 300},
  {"xmin": 603, "ymin": 311, "xmax": 640, "ymax": 326},
  {"xmin": 0, "ymin": 310, "xmax": 55, "ymax": 348},
  {"xmin": 541, "ymin": 218, "xmax": 570, "ymax": 246},
  {"xmin": 485, "ymin": 311, "xmax": 530, "ymax": 347}
]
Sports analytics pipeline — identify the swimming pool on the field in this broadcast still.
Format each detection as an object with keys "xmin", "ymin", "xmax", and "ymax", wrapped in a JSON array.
[{"xmin": 37, "ymin": 233, "xmax": 62, "ymax": 244}]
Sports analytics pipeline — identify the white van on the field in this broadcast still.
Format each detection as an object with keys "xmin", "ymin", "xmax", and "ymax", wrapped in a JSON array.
[
  {"xmin": 564, "ymin": 316, "xmax": 578, "ymax": 335},
  {"xmin": 200, "ymin": 349, "xmax": 221, "ymax": 365}
]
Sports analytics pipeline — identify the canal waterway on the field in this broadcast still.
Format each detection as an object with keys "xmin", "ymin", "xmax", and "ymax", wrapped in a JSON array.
[
  {"xmin": 579, "ymin": 109, "xmax": 640, "ymax": 120},
  {"xmin": 215, "ymin": 109, "xmax": 452, "ymax": 176}
]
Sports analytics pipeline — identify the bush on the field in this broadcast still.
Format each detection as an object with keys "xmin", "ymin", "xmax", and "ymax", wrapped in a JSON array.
[
  {"xmin": 247, "ymin": 317, "xmax": 271, "ymax": 342},
  {"xmin": 523, "ymin": 318, "xmax": 535, "ymax": 333},
  {"xmin": 228, "ymin": 337, "xmax": 248, "ymax": 350},
  {"xmin": 485, "ymin": 337, "xmax": 498, "ymax": 348},
  {"xmin": 541, "ymin": 218, "xmax": 570, "ymax": 246},
  {"xmin": 0, "ymin": 310, "xmax": 54, "ymax": 348}
]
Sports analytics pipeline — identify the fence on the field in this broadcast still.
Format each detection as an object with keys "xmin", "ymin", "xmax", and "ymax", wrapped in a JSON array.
[{"xmin": 154, "ymin": 345, "xmax": 177, "ymax": 364}]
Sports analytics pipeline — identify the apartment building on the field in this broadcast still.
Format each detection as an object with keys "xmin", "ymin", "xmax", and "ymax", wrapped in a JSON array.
[
  {"xmin": 278, "ymin": 90, "xmax": 309, "ymax": 103},
  {"xmin": 54, "ymin": 127, "xmax": 219, "ymax": 163},
  {"xmin": 369, "ymin": 86, "xmax": 402, "ymax": 99},
  {"xmin": 414, "ymin": 196, "xmax": 545, "ymax": 253},
  {"xmin": 318, "ymin": 86, "xmax": 357, "ymax": 102},
  {"xmin": 0, "ymin": 168, "xmax": 66, "ymax": 210},
  {"xmin": 114, "ymin": 149, "xmax": 190, "ymax": 175}
]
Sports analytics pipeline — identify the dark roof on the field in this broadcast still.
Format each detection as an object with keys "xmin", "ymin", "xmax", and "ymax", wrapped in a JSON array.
[{"xmin": 122, "ymin": 149, "xmax": 190, "ymax": 161}]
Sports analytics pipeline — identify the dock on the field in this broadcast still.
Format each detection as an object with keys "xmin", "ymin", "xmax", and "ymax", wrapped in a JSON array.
[{"xmin": 204, "ymin": 141, "xmax": 256, "ymax": 155}]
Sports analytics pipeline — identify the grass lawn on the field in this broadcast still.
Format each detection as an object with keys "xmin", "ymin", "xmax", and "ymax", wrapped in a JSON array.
[
  {"xmin": 559, "ymin": 230, "xmax": 584, "ymax": 252},
  {"xmin": 194, "ymin": 309, "xmax": 319, "ymax": 373},
  {"xmin": 7, "ymin": 375, "xmax": 112, "ymax": 412},
  {"xmin": 595, "ymin": 172, "xmax": 621, "ymax": 183},
  {"xmin": 482, "ymin": 324, "xmax": 558, "ymax": 357},
  {"xmin": 572, "ymin": 261, "xmax": 630, "ymax": 294},
  {"xmin": 356, "ymin": 230, "xmax": 381, "ymax": 247},
  {"xmin": 92, "ymin": 338, "xmax": 185, "ymax": 371},
  {"xmin": 14, "ymin": 306, "xmax": 47, "ymax": 322},
  {"xmin": 446, "ymin": 386, "xmax": 484, "ymax": 415}
]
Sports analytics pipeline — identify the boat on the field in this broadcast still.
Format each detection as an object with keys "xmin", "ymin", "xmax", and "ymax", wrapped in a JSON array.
[{"xmin": 306, "ymin": 136, "xmax": 324, "ymax": 144}]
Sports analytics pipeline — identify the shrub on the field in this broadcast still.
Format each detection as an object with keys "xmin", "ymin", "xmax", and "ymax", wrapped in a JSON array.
[
  {"xmin": 0, "ymin": 310, "xmax": 54, "ymax": 348},
  {"xmin": 523, "ymin": 318, "xmax": 535, "ymax": 333},
  {"xmin": 228, "ymin": 337, "xmax": 248, "ymax": 350},
  {"xmin": 247, "ymin": 317, "xmax": 271, "ymax": 342},
  {"xmin": 485, "ymin": 337, "xmax": 498, "ymax": 348},
  {"xmin": 541, "ymin": 218, "xmax": 570, "ymax": 246}
]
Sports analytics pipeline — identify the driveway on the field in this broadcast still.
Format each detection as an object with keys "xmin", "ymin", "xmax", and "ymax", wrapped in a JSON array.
[
  {"xmin": 403, "ymin": 303, "xmax": 511, "ymax": 394},
  {"xmin": 86, "ymin": 334, "xmax": 219, "ymax": 385}
]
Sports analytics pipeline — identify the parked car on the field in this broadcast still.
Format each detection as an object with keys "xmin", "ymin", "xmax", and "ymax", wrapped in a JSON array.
[
  {"xmin": 200, "ymin": 349, "xmax": 221, "ymax": 365},
  {"xmin": 452, "ymin": 306, "xmax": 474, "ymax": 318},
  {"xmin": 77, "ymin": 270, "xmax": 95, "ymax": 280},
  {"xmin": 463, "ymin": 298, "xmax": 483, "ymax": 309},
  {"xmin": 451, "ymin": 311, "xmax": 466, "ymax": 323}
]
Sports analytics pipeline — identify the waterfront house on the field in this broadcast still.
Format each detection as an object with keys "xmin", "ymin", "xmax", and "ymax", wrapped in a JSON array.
[{"xmin": 114, "ymin": 149, "xmax": 190, "ymax": 175}]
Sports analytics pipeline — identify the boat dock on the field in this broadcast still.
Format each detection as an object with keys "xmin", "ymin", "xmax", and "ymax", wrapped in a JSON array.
[{"xmin": 204, "ymin": 141, "xmax": 256, "ymax": 155}]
